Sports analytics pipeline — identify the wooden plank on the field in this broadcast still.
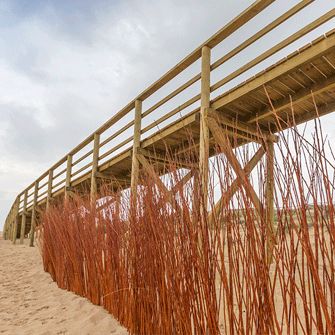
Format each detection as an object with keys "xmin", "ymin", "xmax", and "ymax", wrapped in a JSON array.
[
  {"xmin": 46, "ymin": 170, "xmax": 53, "ymax": 211},
  {"xmin": 199, "ymin": 46, "xmax": 211, "ymax": 210},
  {"xmin": 211, "ymin": 9, "xmax": 335, "ymax": 93},
  {"xmin": 212, "ymin": 30, "xmax": 335, "ymax": 110},
  {"xmin": 90, "ymin": 133, "xmax": 100, "ymax": 201},
  {"xmin": 266, "ymin": 140, "xmax": 275, "ymax": 264},
  {"xmin": 12, "ymin": 196, "xmax": 20, "ymax": 244},
  {"xmin": 29, "ymin": 181, "xmax": 39, "ymax": 247},
  {"xmin": 65, "ymin": 155, "xmax": 73, "ymax": 200},
  {"xmin": 131, "ymin": 100, "xmax": 142, "ymax": 205},
  {"xmin": 248, "ymin": 74, "xmax": 335, "ymax": 123},
  {"xmin": 20, "ymin": 190, "xmax": 28, "ymax": 244}
]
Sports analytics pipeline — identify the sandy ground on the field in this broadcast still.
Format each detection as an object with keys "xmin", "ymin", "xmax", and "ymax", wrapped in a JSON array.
[{"xmin": 0, "ymin": 233, "xmax": 129, "ymax": 335}]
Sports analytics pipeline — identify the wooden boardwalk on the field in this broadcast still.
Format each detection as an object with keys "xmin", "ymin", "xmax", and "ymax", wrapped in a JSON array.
[{"xmin": 3, "ymin": 0, "xmax": 335, "ymax": 247}]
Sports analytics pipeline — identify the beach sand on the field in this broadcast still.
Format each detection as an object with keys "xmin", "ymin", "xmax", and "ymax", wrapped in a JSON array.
[{"xmin": 0, "ymin": 233, "xmax": 128, "ymax": 335}]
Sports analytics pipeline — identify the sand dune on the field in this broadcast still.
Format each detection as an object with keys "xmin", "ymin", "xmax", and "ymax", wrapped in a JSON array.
[{"xmin": 0, "ymin": 233, "xmax": 128, "ymax": 335}]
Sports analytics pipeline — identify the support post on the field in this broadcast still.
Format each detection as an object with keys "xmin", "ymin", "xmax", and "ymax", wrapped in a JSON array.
[
  {"xmin": 90, "ymin": 133, "xmax": 100, "ymax": 206},
  {"xmin": 12, "ymin": 196, "xmax": 20, "ymax": 244},
  {"xmin": 29, "ymin": 181, "xmax": 39, "ymax": 247},
  {"xmin": 46, "ymin": 170, "xmax": 53, "ymax": 211},
  {"xmin": 8, "ymin": 206, "xmax": 14, "ymax": 241},
  {"xmin": 199, "ymin": 45, "xmax": 211, "ymax": 210},
  {"xmin": 65, "ymin": 155, "xmax": 72, "ymax": 200},
  {"xmin": 130, "ymin": 99, "xmax": 142, "ymax": 207},
  {"xmin": 20, "ymin": 190, "xmax": 28, "ymax": 244},
  {"xmin": 266, "ymin": 140, "xmax": 275, "ymax": 264}
]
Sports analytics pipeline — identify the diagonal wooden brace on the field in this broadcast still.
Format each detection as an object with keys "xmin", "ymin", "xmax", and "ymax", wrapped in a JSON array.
[
  {"xmin": 206, "ymin": 116, "xmax": 264, "ymax": 215},
  {"xmin": 96, "ymin": 196, "xmax": 116, "ymax": 212},
  {"xmin": 135, "ymin": 153, "xmax": 179, "ymax": 210},
  {"xmin": 168, "ymin": 169, "xmax": 194, "ymax": 199},
  {"xmin": 208, "ymin": 145, "xmax": 265, "ymax": 223}
]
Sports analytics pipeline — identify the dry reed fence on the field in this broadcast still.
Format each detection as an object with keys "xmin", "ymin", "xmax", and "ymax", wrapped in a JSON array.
[{"xmin": 39, "ymin": 114, "xmax": 335, "ymax": 335}]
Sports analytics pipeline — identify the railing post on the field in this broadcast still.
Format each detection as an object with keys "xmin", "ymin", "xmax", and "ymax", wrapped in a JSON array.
[
  {"xmin": 130, "ymin": 99, "xmax": 143, "ymax": 207},
  {"xmin": 266, "ymin": 140, "xmax": 275, "ymax": 264},
  {"xmin": 29, "ymin": 181, "xmax": 39, "ymax": 247},
  {"xmin": 65, "ymin": 155, "xmax": 72, "ymax": 200},
  {"xmin": 46, "ymin": 170, "xmax": 53, "ymax": 211},
  {"xmin": 3, "ymin": 214, "xmax": 8, "ymax": 239},
  {"xmin": 12, "ymin": 196, "xmax": 20, "ymax": 244},
  {"xmin": 199, "ymin": 45, "xmax": 211, "ymax": 210},
  {"xmin": 90, "ymin": 133, "xmax": 100, "ymax": 206},
  {"xmin": 20, "ymin": 190, "xmax": 28, "ymax": 244}
]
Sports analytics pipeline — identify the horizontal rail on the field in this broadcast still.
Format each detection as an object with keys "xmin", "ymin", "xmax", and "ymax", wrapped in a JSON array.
[{"xmin": 72, "ymin": 162, "xmax": 93, "ymax": 178}]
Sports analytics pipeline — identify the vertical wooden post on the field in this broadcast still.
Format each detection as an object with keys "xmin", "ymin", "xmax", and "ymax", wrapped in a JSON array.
[
  {"xmin": 8, "ymin": 206, "xmax": 14, "ymax": 241},
  {"xmin": 3, "ymin": 215, "xmax": 8, "ymax": 239},
  {"xmin": 65, "ymin": 155, "xmax": 72, "ymax": 200},
  {"xmin": 130, "ymin": 99, "xmax": 142, "ymax": 207},
  {"xmin": 20, "ymin": 190, "xmax": 28, "ymax": 244},
  {"xmin": 29, "ymin": 181, "xmax": 39, "ymax": 247},
  {"xmin": 266, "ymin": 140, "xmax": 275, "ymax": 264},
  {"xmin": 46, "ymin": 170, "xmax": 53, "ymax": 211},
  {"xmin": 12, "ymin": 196, "xmax": 20, "ymax": 244},
  {"xmin": 90, "ymin": 133, "xmax": 100, "ymax": 206},
  {"xmin": 199, "ymin": 45, "xmax": 211, "ymax": 210}
]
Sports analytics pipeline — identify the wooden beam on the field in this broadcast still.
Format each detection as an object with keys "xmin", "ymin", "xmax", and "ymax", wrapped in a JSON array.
[
  {"xmin": 46, "ymin": 170, "xmax": 53, "ymax": 211},
  {"xmin": 211, "ymin": 22, "xmax": 335, "ymax": 110},
  {"xmin": 135, "ymin": 153, "xmax": 178, "ymax": 208},
  {"xmin": 12, "ymin": 196, "xmax": 20, "ymax": 244},
  {"xmin": 208, "ymin": 146, "xmax": 265, "ymax": 223},
  {"xmin": 206, "ymin": 117, "xmax": 263, "ymax": 214},
  {"xmin": 65, "ymin": 155, "xmax": 72, "ymax": 200},
  {"xmin": 29, "ymin": 181, "xmax": 39, "ymax": 247},
  {"xmin": 20, "ymin": 190, "xmax": 28, "ymax": 244},
  {"xmin": 96, "ymin": 197, "xmax": 116, "ymax": 212},
  {"xmin": 67, "ymin": 191, "xmax": 81, "ymax": 203},
  {"xmin": 199, "ymin": 46, "xmax": 211, "ymax": 210},
  {"xmin": 207, "ymin": 108, "xmax": 278, "ymax": 142},
  {"xmin": 95, "ymin": 172, "xmax": 114, "ymax": 180},
  {"xmin": 266, "ymin": 140, "xmax": 275, "ymax": 264},
  {"xmin": 248, "ymin": 74, "xmax": 335, "ymax": 123},
  {"xmin": 131, "ymin": 100, "xmax": 142, "ymax": 206},
  {"xmin": 168, "ymin": 170, "xmax": 194, "ymax": 199},
  {"xmin": 91, "ymin": 133, "xmax": 100, "ymax": 203}
]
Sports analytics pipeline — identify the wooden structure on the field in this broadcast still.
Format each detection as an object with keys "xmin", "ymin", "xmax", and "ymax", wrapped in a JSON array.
[{"xmin": 3, "ymin": 1, "xmax": 335, "ymax": 255}]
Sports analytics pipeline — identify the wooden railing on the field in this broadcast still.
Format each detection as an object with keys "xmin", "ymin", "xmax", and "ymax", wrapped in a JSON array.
[{"xmin": 3, "ymin": 0, "xmax": 335, "ymax": 243}]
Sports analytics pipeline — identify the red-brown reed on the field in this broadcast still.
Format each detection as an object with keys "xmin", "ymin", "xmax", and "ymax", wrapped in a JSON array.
[{"xmin": 39, "ymin": 114, "xmax": 335, "ymax": 334}]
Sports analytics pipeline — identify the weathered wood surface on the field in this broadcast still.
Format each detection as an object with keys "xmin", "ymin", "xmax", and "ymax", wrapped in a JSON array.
[{"xmin": 4, "ymin": 1, "xmax": 335, "ymax": 245}]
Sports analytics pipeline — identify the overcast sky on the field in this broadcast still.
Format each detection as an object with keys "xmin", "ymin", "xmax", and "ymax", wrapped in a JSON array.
[{"xmin": 1, "ymin": 0, "xmax": 335, "ymax": 230}]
